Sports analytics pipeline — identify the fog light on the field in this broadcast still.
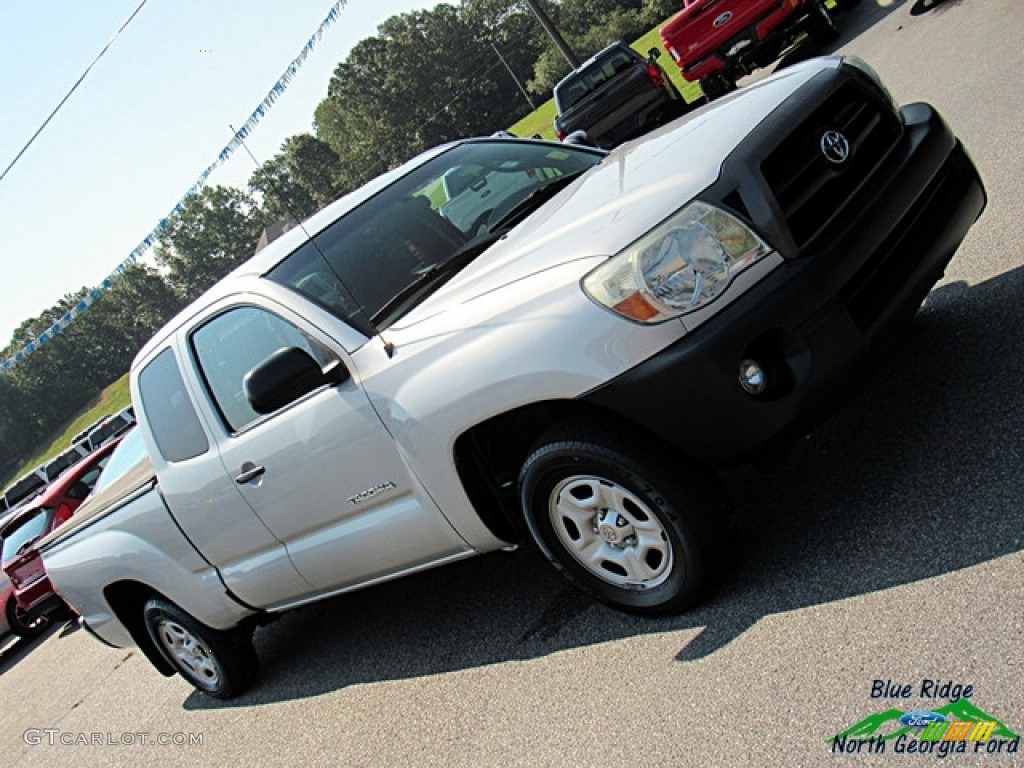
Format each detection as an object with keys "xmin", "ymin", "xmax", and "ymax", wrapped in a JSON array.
[{"xmin": 739, "ymin": 359, "xmax": 766, "ymax": 395}]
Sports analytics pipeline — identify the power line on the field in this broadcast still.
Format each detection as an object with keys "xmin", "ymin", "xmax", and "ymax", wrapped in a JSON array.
[{"xmin": 0, "ymin": 0, "xmax": 150, "ymax": 186}]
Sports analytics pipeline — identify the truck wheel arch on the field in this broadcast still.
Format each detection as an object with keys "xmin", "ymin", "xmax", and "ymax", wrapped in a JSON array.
[
  {"xmin": 453, "ymin": 400, "xmax": 706, "ymax": 543},
  {"xmin": 103, "ymin": 581, "xmax": 179, "ymax": 677},
  {"xmin": 518, "ymin": 421, "xmax": 728, "ymax": 613}
]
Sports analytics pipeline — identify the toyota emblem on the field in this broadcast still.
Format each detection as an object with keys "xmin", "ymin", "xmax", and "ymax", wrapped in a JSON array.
[
  {"xmin": 820, "ymin": 129, "xmax": 851, "ymax": 165},
  {"xmin": 713, "ymin": 11, "xmax": 733, "ymax": 27}
]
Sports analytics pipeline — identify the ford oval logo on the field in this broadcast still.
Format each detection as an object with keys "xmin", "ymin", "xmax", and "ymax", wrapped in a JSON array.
[
  {"xmin": 713, "ymin": 12, "xmax": 733, "ymax": 27},
  {"xmin": 899, "ymin": 711, "xmax": 947, "ymax": 729},
  {"xmin": 820, "ymin": 129, "xmax": 851, "ymax": 165}
]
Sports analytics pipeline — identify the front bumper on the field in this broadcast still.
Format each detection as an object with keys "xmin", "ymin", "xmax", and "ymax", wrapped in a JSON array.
[
  {"xmin": 582, "ymin": 100, "xmax": 986, "ymax": 465},
  {"xmin": 78, "ymin": 616, "xmax": 120, "ymax": 648}
]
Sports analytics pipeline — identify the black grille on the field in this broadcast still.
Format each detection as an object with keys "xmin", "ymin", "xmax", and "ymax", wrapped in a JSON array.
[{"xmin": 761, "ymin": 82, "xmax": 901, "ymax": 247}]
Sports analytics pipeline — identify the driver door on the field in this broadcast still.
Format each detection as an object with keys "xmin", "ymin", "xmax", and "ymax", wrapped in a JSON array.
[{"xmin": 183, "ymin": 299, "xmax": 469, "ymax": 602}]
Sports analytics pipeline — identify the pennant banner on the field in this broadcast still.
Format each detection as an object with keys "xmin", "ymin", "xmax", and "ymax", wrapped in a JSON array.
[{"xmin": 2, "ymin": 1, "xmax": 348, "ymax": 373}]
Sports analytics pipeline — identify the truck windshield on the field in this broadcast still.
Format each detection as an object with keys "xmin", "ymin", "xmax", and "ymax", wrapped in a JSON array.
[
  {"xmin": 556, "ymin": 49, "xmax": 637, "ymax": 111},
  {"xmin": 266, "ymin": 139, "xmax": 603, "ymax": 336}
]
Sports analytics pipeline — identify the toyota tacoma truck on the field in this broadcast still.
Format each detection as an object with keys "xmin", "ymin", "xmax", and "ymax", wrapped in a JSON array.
[
  {"xmin": 553, "ymin": 41, "xmax": 691, "ymax": 148},
  {"xmin": 41, "ymin": 56, "xmax": 985, "ymax": 699},
  {"xmin": 660, "ymin": 0, "xmax": 856, "ymax": 100}
]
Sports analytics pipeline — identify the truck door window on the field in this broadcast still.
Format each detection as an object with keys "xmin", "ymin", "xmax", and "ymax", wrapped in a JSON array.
[
  {"xmin": 191, "ymin": 306, "xmax": 335, "ymax": 432},
  {"xmin": 137, "ymin": 348, "xmax": 210, "ymax": 462}
]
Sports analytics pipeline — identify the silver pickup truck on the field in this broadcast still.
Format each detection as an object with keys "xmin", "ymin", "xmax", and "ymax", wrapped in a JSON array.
[{"xmin": 42, "ymin": 57, "xmax": 985, "ymax": 699}]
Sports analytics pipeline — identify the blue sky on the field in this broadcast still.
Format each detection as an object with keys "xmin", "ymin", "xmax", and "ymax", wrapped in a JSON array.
[{"xmin": 0, "ymin": 0, "xmax": 444, "ymax": 346}]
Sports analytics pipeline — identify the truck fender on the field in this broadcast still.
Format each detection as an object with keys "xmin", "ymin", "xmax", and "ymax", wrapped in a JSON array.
[{"xmin": 45, "ymin": 528, "xmax": 257, "ymax": 648}]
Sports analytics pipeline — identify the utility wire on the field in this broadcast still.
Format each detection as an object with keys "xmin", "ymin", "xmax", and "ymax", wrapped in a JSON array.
[{"xmin": 0, "ymin": 0, "xmax": 150, "ymax": 185}]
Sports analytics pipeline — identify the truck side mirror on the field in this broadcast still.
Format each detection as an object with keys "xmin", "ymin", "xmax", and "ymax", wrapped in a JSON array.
[
  {"xmin": 648, "ymin": 47, "xmax": 661, "ymax": 61},
  {"xmin": 244, "ymin": 347, "xmax": 349, "ymax": 415}
]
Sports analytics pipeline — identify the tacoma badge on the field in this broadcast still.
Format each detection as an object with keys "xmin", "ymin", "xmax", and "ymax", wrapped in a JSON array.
[{"xmin": 347, "ymin": 481, "xmax": 397, "ymax": 505}]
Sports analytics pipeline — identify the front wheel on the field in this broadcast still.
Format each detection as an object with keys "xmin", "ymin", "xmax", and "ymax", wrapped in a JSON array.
[
  {"xmin": 143, "ymin": 599, "xmax": 257, "ymax": 699},
  {"xmin": 519, "ymin": 425, "xmax": 726, "ymax": 615}
]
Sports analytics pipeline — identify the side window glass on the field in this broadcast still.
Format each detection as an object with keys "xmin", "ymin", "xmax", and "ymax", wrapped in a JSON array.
[
  {"xmin": 191, "ymin": 306, "xmax": 334, "ymax": 432},
  {"xmin": 137, "ymin": 348, "xmax": 210, "ymax": 462}
]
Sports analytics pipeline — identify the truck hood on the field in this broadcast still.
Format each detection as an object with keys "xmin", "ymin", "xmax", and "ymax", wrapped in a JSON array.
[{"xmin": 392, "ymin": 58, "xmax": 835, "ymax": 332}]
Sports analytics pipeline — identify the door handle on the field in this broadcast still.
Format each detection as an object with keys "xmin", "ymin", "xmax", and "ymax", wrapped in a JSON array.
[{"xmin": 235, "ymin": 462, "xmax": 266, "ymax": 484}]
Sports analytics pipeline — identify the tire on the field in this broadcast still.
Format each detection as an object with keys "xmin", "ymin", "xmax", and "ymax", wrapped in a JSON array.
[
  {"xmin": 6, "ymin": 596, "xmax": 49, "ymax": 639},
  {"xmin": 806, "ymin": 0, "xmax": 840, "ymax": 45},
  {"xmin": 700, "ymin": 72, "xmax": 737, "ymax": 102},
  {"xmin": 143, "ymin": 598, "xmax": 257, "ymax": 699},
  {"xmin": 519, "ymin": 424, "xmax": 726, "ymax": 615}
]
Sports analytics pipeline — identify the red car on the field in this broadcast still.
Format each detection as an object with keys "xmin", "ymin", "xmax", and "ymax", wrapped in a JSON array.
[
  {"xmin": 1, "ymin": 566, "xmax": 47, "ymax": 639},
  {"xmin": 1, "ymin": 438, "xmax": 121, "ymax": 628}
]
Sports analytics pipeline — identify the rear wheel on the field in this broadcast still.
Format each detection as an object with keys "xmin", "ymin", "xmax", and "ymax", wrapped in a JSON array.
[
  {"xmin": 143, "ymin": 599, "xmax": 257, "ymax": 699},
  {"xmin": 700, "ymin": 72, "xmax": 737, "ymax": 102},
  {"xmin": 806, "ymin": 0, "xmax": 841, "ymax": 45},
  {"xmin": 6, "ymin": 597, "xmax": 49, "ymax": 639},
  {"xmin": 519, "ymin": 424, "xmax": 726, "ymax": 615}
]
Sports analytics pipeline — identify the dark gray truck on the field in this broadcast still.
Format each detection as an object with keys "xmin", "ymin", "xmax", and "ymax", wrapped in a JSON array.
[{"xmin": 553, "ymin": 41, "xmax": 692, "ymax": 148}]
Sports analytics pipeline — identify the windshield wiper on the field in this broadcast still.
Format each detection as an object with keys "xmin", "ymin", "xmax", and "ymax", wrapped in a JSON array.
[
  {"xmin": 484, "ymin": 170, "xmax": 586, "ymax": 234},
  {"xmin": 370, "ymin": 172, "xmax": 587, "ymax": 332},
  {"xmin": 370, "ymin": 230, "xmax": 508, "ymax": 330}
]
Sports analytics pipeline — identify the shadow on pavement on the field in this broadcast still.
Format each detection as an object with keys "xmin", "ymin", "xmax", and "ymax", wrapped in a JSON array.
[
  {"xmin": 185, "ymin": 260, "xmax": 1023, "ymax": 710},
  {"xmin": 0, "ymin": 619, "xmax": 64, "ymax": 676},
  {"xmin": 910, "ymin": 0, "xmax": 968, "ymax": 17}
]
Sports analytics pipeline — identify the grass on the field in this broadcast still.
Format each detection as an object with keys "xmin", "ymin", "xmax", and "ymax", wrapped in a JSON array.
[
  {"xmin": 509, "ymin": 100, "xmax": 559, "ymax": 141},
  {"xmin": 3, "ymin": 373, "xmax": 132, "ymax": 489},
  {"xmin": 420, "ymin": 177, "xmax": 448, "ymax": 209}
]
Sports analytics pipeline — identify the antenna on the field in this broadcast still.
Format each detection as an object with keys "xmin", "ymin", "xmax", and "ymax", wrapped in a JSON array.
[
  {"xmin": 229, "ymin": 125, "xmax": 394, "ymax": 357},
  {"xmin": 230, "ymin": 124, "xmax": 317, "ymax": 246}
]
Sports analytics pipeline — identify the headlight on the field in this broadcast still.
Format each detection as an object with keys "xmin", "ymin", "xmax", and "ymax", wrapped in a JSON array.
[{"xmin": 582, "ymin": 201, "xmax": 770, "ymax": 323}]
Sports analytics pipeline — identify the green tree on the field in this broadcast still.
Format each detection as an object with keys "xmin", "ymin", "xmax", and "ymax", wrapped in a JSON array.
[
  {"xmin": 0, "ymin": 265, "xmax": 182, "ymax": 480},
  {"xmin": 315, "ymin": 3, "xmax": 545, "ymax": 190},
  {"xmin": 524, "ymin": 0, "xmax": 656, "ymax": 95},
  {"xmin": 249, "ymin": 154, "xmax": 318, "ymax": 224},
  {"xmin": 249, "ymin": 133, "xmax": 343, "ymax": 224},
  {"xmin": 155, "ymin": 185, "xmax": 263, "ymax": 301},
  {"xmin": 641, "ymin": 0, "xmax": 682, "ymax": 24},
  {"xmin": 283, "ymin": 134, "xmax": 343, "ymax": 207}
]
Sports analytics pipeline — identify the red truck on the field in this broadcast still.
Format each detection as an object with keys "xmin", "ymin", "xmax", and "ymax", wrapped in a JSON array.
[{"xmin": 660, "ymin": 0, "xmax": 856, "ymax": 100}]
